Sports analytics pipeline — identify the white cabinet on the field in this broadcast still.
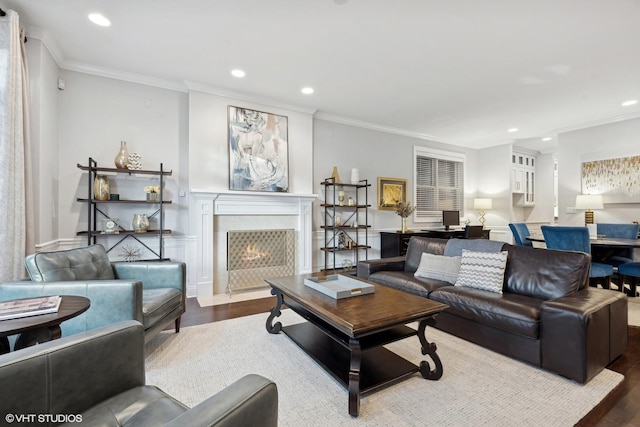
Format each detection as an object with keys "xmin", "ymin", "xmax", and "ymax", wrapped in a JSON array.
[{"xmin": 512, "ymin": 151, "xmax": 536, "ymax": 206}]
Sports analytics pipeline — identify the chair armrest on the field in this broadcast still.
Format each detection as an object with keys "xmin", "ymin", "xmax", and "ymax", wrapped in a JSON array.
[
  {"xmin": 0, "ymin": 321, "xmax": 145, "ymax": 417},
  {"xmin": 0, "ymin": 281, "xmax": 144, "ymax": 336},
  {"xmin": 112, "ymin": 262, "xmax": 186, "ymax": 292},
  {"xmin": 540, "ymin": 288, "xmax": 627, "ymax": 383},
  {"xmin": 163, "ymin": 374, "xmax": 278, "ymax": 427},
  {"xmin": 357, "ymin": 256, "xmax": 405, "ymax": 280}
]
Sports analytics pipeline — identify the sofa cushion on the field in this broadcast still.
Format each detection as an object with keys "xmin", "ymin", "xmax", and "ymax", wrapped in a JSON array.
[
  {"xmin": 404, "ymin": 237, "xmax": 448, "ymax": 273},
  {"xmin": 430, "ymin": 286, "xmax": 543, "ymax": 338},
  {"xmin": 25, "ymin": 245, "xmax": 115, "ymax": 282},
  {"xmin": 142, "ymin": 288, "xmax": 183, "ymax": 329},
  {"xmin": 503, "ymin": 244, "xmax": 591, "ymax": 299},
  {"xmin": 368, "ymin": 271, "xmax": 451, "ymax": 298},
  {"xmin": 443, "ymin": 238, "xmax": 506, "ymax": 257},
  {"xmin": 414, "ymin": 253, "xmax": 461, "ymax": 284},
  {"xmin": 455, "ymin": 249, "xmax": 508, "ymax": 294}
]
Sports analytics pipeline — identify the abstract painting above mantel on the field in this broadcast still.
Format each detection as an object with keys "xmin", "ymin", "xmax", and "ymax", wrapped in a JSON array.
[
  {"xmin": 228, "ymin": 106, "xmax": 289, "ymax": 192},
  {"xmin": 582, "ymin": 155, "xmax": 640, "ymax": 203}
]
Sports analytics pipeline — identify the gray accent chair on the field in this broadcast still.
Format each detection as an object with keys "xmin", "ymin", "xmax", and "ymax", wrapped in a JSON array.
[
  {"xmin": 0, "ymin": 321, "xmax": 278, "ymax": 426},
  {"xmin": 0, "ymin": 244, "xmax": 185, "ymax": 342}
]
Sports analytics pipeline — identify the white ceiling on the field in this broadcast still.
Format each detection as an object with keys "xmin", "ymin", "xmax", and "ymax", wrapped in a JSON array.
[{"xmin": 5, "ymin": 0, "xmax": 640, "ymax": 152}]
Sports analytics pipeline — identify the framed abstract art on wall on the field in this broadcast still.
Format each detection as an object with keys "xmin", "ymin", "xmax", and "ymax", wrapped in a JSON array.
[
  {"xmin": 377, "ymin": 177, "xmax": 407, "ymax": 210},
  {"xmin": 228, "ymin": 106, "xmax": 289, "ymax": 192}
]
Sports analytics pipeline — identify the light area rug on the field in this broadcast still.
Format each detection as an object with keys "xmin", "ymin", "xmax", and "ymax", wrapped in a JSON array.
[{"xmin": 145, "ymin": 310, "xmax": 623, "ymax": 427}]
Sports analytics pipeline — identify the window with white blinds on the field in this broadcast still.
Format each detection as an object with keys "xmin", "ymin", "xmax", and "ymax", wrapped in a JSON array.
[{"xmin": 413, "ymin": 146, "xmax": 465, "ymax": 222}]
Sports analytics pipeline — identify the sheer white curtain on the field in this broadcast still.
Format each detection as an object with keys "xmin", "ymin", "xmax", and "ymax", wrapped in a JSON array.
[{"xmin": 0, "ymin": 10, "xmax": 34, "ymax": 281}]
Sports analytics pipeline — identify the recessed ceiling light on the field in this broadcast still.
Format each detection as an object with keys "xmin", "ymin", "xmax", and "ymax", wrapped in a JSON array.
[
  {"xmin": 542, "ymin": 137, "xmax": 552, "ymax": 141},
  {"xmin": 508, "ymin": 128, "xmax": 518, "ymax": 133},
  {"xmin": 231, "ymin": 69, "xmax": 246, "ymax": 78},
  {"xmin": 88, "ymin": 13, "xmax": 111, "ymax": 27},
  {"xmin": 301, "ymin": 87, "xmax": 314, "ymax": 95},
  {"xmin": 622, "ymin": 99, "xmax": 638, "ymax": 107}
]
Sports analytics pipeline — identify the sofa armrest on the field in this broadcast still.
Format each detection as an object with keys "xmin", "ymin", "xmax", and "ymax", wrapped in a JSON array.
[
  {"xmin": 0, "ymin": 320, "xmax": 145, "ymax": 417},
  {"xmin": 112, "ymin": 261, "xmax": 186, "ymax": 292},
  {"xmin": 357, "ymin": 256, "xmax": 406, "ymax": 280},
  {"xmin": 0, "ymin": 281, "xmax": 144, "ymax": 336},
  {"xmin": 540, "ymin": 288, "xmax": 627, "ymax": 383},
  {"xmin": 163, "ymin": 374, "xmax": 278, "ymax": 427}
]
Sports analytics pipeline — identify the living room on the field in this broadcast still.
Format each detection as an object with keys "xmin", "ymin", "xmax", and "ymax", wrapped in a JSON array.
[{"xmin": 1, "ymin": 1, "xmax": 640, "ymax": 425}]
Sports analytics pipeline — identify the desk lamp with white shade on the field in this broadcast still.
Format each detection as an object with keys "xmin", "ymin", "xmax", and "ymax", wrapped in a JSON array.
[{"xmin": 575, "ymin": 194, "xmax": 604, "ymax": 225}]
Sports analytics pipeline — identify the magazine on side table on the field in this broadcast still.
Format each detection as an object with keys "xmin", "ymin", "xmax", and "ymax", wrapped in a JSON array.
[{"xmin": 0, "ymin": 296, "xmax": 62, "ymax": 321}]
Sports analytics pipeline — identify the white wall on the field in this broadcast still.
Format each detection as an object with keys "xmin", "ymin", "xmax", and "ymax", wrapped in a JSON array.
[
  {"xmin": 557, "ymin": 117, "xmax": 640, "ymax": 225},
  {"xmin": 57, "ymin": 71, "xmax": 189, "ymax": 253}
]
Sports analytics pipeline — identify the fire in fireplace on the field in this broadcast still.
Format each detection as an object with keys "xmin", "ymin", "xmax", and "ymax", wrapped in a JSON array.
[{"xmin": 227, "ymin": 229, "xmax": 295, "ymax": 293}]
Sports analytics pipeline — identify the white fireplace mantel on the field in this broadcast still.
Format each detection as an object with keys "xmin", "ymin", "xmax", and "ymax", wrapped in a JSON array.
[{"xmin": 190, "ymin": 190, "xmax": 317, "ymax": 297}]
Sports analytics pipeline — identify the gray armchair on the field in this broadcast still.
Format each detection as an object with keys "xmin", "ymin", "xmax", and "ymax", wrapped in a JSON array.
[
  {"xmin": 0, "ymin": 244, "xmax": 185, "ymax": 342},
  {"xmin": 0, "ymin": 320, "xmax": 278, "ymax": 426}
]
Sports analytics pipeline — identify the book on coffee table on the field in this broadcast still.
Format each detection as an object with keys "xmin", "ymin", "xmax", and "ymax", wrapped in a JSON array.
[
  {"xmin": 0, "ymin": 296, "xmax": 62, "ymax": 321},
  {"xmin": 304, "ymin": 274, "xmax": 375, "ymax": 299}
]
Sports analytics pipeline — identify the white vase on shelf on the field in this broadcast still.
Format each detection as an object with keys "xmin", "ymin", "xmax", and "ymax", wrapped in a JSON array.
[{"xmin": 350, "ymin": 168, "xmax": 360, "ymax": 184}]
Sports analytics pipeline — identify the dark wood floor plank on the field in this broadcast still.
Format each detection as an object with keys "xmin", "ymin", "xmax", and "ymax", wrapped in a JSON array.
[{"xmin": 176, "ymin": 297, "xmax": 640, "ymax": 425}]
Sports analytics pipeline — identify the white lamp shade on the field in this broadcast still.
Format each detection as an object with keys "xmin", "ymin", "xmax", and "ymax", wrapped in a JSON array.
[
  {"xmin": 575, "ymin": 194, "xmax": 604, "ymax": 210},
  {"xmin": 473, "ymin": 198, "xmax": 492, "ymax": 210}
]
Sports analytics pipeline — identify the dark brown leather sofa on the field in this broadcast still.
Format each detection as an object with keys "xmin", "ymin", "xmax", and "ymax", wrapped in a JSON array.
[{"xmin": 358, "ymin": 236, "xmax": 628, "ymax": 383}]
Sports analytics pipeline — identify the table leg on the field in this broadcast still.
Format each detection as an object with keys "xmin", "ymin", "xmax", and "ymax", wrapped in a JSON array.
[
  {"xmin": 14, "ymin": 325, "xmax": 62, "ymax": 351},
  {"xmin": 417, "ymin": 318, "xmax": 443, "ymax": 380},
  {"xmin": 266, "ymin": 288, "xmax": 284, "ymax": 334},
  {"xmin": 348, "ymin": 338, "xmax": 362, "ymax": 417}
]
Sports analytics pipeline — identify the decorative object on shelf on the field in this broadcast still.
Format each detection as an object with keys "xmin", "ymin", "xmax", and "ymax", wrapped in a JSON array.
[
  {"xmin": 120, "ymin": 244, "xmax": 141, "ymax": 262},
  {"xmin": 473, "ymin": 198, "xmax": 493, "ymax": 226},
  {"xmin": 335, "ymin": 214, "xmax": 342, "ymax": 226},
  {"xmin": 347, "ymin": 196, "xmax": 355, "ymax": 206},
  {"xmin": 377, "ymin": 177, "xmax": 408, "ymax": 210},
  {"xmin": 228, "ymin": 106, "xmax": 289, "ymax": 192},
  {"xmin": 575, "ymin": 194, "xmax": 604, "ymax": 225},
  {"xmin": 342, "ymin": 259, "xmax": 354, "ymax": 270},
  {"xmin": 101, "ymin": 217, "xmax": 119, "ymax": 234},
  {"xmin": 350, "ymin": 168, "xmax": 360, "ymax": 185},
  {"xmin": 127, "ymin": 152, "xmax": 142, "ymax": 170},
  {"xmin": 93, "ymin": 175, "xmax": 110, "ymax": 201},
  {"xmin": 338, "ymin": 190, "xmax": 345, "ymax": 206},
  {"xmin": 109, "ymin": 193, "xmax": 120, "ymax": 201},
  {"xmin": 132, "ymin": 213, "xmax": 149, "ymax": 233},
  {"xmin": 144, "ymin": 185, "xmax": 161, "ymax": 202},
  {"xmin": 395, "ymin": 202, "xmax": 416, "ymax": 233},
  {"xmin": 114, "ymin": 140, "xmax": 130, "ymax": 169},
  {"xmin": 331, "ymin": 166, "xmax": 340, "ymax": 183}
]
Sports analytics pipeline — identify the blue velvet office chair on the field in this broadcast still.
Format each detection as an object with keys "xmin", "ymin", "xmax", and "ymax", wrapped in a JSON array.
[
  {"xmin": 509, "ymin": 223, "xmax": 533, "ymax": 247},
  {"xmin": 541, "ymin": 225, "xmax": 613, "ymax": 289},
  {"xmin": 618, "ymin": 262, "xmax": 640, "ymax": 297}
]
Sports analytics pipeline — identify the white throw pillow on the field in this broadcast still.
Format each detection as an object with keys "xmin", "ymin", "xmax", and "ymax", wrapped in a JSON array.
[
  {"xmin": 454, "ymin": 249, "xmax": 508, "ymax": 294},
  {"xmin": 414, "ymin": 253, "xmax": 462, "ymax": 284}
]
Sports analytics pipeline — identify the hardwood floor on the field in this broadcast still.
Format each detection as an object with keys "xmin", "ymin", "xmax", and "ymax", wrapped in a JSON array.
[{"xmin": 179, "ymin": 297, "xmax": 640, "ymax": 426}]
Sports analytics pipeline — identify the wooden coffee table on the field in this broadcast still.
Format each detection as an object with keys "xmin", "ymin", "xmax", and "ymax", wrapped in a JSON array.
[
  {"xmin": 265, "ymin": 274, "xmax": 448, "ymax": 417},
  {"xmin": 0, "ymin": 295, "xmax": 90, "ymax": 354}
]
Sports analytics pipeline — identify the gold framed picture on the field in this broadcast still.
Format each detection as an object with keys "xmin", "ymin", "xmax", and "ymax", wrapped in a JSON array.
[{"xmin": 377, "ymin": 177, "xmax": 408, "ymax": 210}]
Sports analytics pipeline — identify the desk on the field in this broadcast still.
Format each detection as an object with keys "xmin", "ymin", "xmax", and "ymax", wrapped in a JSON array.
[
  {"xmin": 380, "ymin": 229, "xmax": 490, "ymax": 258},
  {"xmin": 0, "ymin": 295, "xmax": 90, "ymax": 354}
]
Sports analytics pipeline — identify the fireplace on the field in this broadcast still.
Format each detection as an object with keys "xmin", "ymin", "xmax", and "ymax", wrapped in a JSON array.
[
  {"xmin": 227, "ymin": 229, "xmax": 295, "ymax": 293},
  {"xmin": 191, "ymin": 191, "xmax": 316, "ymax": 296}
]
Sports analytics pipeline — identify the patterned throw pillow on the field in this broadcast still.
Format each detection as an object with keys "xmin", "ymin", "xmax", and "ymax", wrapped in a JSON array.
[
  {"xmin": 414, "ymin": 253, "xmax": 462, "ymax": 284},
  {"xmin": 454, "ymin": 249, "xmax": 508, "ymax": 293}
]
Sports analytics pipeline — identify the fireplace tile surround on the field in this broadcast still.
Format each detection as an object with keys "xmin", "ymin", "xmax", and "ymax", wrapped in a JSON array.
[{"xmin": 190, "ymin": 191, "xmax": 317, "ymax": 297}]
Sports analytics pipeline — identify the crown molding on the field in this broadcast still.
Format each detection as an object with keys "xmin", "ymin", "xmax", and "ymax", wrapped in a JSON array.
[
  {"xmin": 184, "ymin": 81, "xmax": 318, "ymax": 115},
  {"xmin": 314, "ymin": 112, "xmax": 450, "ymax": 145},
  {"xmin": 555, "ymin": 110, "xmax": 640, "ymax": 135}
]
